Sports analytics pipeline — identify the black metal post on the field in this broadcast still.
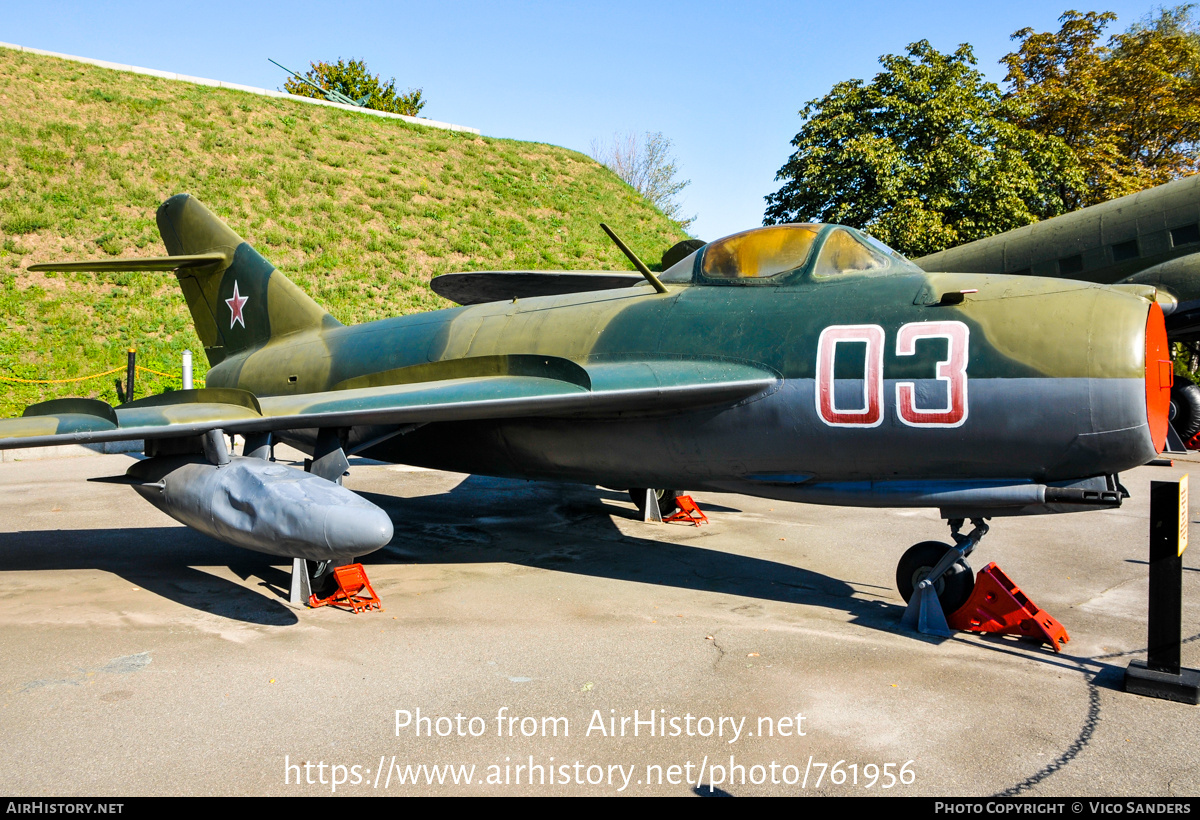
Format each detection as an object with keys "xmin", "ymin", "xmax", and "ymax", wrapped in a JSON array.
[
  {"xmin": 1125, "ymin": 475, "xmax": 1200, "ymax": 703},
  {"xmin": 1148, "ymin": 480, "xmax": 1184, "ymax": 674},
  {"xmin": 126, "ymin": 348, "xmax": 136, "ymax": 402}
]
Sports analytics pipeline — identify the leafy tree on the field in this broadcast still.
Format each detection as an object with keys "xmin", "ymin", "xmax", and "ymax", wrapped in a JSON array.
[
  {"xmin": 1002, "ymin": 8, "xmax": 1200, "ymax": 209},
  {"xmin": 764, "ymin": 41, "xmax": 1080, "ymax": 257},
  {"xmin": 284, "ymin": 58, "xmax": 426, "ymax": 117},
  {"xmin": 590, "ymin": 131, "xmax": 695, "ymax": 229}
]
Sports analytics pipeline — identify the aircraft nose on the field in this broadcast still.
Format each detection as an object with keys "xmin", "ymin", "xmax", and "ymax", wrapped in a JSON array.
[
  {"xmin": 1144, "ymin": 300, "xmax": 1171, "ymax": 453},
  {"xmin": 956, "ymin": 277, "xmax": 1166, "ymax": 476}
]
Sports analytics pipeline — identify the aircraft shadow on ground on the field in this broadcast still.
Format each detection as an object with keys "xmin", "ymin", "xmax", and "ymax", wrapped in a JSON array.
[
  {"xmin": 0, "ymin": 526, "xmax": 298, "ymax": 625},
  {"xmin": 8, "ymin": 473, "xmax": 1117, "ymax": 653},
  {"xmin": 0, "ymin": 472, "xmax": 905, "ymax": 631},
  {"xmin": 361, "ymin": 474, "xmax": 1185, "ymax": 664},
  {"xmin": 354, "ymin": 474, "xmax": 906, "ymax": 637}
]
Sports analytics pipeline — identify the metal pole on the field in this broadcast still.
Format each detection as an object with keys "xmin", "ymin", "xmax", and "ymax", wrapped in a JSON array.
[
  {"xmin": 182, "ymin": 350, "xmax": 193, "ymax": 390},
  {"xmin": 126, "ymin": 348, "xmax": 136, "ymax": 402},
  {"xmin": 1147, "ymin": 478, "xmax": 1186, "ymax": 675},
  {"xmin": 1125, "ymin": 474, "xmax": 1200, "ymax": 703}
]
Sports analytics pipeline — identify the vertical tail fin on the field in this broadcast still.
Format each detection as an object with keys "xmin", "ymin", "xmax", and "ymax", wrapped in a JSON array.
[{"xmin": 156, "ymin": 194, "xmax": 340, "ymax": 365}]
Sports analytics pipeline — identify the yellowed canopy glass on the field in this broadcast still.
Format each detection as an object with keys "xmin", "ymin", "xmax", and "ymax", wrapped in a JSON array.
[
  {"xmin": 701, "ymin": 224, "xmax": 820, "ymax": 280},
  {"xmin": 812, "ymin": 228, "xmax": 891, "ymax": 278}
]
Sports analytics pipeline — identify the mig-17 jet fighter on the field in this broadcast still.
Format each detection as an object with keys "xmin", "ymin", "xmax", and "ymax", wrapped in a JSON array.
[{"xmin": 0, "ymin": 195, "xmax": 1173, "ymax": 615}]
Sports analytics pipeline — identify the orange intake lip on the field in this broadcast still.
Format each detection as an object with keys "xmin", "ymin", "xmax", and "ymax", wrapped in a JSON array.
[{"xmin": 1145, "ymin": 301, "xmax": 1171, "ymax": 453}]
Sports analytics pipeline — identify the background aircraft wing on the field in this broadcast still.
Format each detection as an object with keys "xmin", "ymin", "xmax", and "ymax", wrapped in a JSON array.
[
  {"xmin": 430, "ymin": 270, "xmax": 645, "ymax": 305},
  {"xmin": 0, "ymin": 359, "xmax": 778, "ymax": 450}
]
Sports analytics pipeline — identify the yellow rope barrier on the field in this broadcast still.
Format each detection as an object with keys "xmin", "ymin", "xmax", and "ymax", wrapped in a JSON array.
[
  {"xmin": 0, "ymin": 366, "xmax": 126, "ymax": 385},
  {"xmin": 0, "ymin": 364, "xmax": 184, "ymax": 385},
  {"xmin": 134, "ymin": 365, "xmax": 181, "ymax": 379}
]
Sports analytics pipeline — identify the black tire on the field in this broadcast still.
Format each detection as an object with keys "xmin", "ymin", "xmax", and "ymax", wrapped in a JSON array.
[
  {"xmin": 629, "ymin": 488, "xmax": 682, "ymax": 518},
  {"xmin": 310, "ymin": 560, "xmax": 339, "ymax": 599},
  {"xmin": 896, "ymin": 541, "xmax": 975, "ymax": 614},
  {"xmin": 1170, "ymin": 379, "xmax": 1200, "ymax": 440}
]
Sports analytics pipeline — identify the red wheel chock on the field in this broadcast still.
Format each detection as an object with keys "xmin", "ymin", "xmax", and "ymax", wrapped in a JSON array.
[
  {"xmin": 946, "ymin": 562, "xmax": 1070, "ymax": 652},
  {"xmin": 308, "ymin": 563, "xmax": 381, "ymax": 613},
  {"xmin": 664, "ymin": 495, "xmax": 708, "ymax": 526}
]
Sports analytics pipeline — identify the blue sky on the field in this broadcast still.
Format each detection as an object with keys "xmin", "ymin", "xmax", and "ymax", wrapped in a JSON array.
[{"xmin": 4, "ymin": 1, "xmax": 1165, "ymax": 240}]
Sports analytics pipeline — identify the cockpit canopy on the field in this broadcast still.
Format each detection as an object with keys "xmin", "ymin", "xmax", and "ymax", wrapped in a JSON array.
[{"xmin": 660, "ymin": 223, "xmax": 920, "ymax": 285}]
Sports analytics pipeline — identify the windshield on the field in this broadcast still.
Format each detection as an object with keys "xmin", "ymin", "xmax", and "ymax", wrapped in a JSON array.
[
  {"xmin": 811, "ymin": 227, "xmax": 921, "ymax": 278},
  {"xmin": 811, "ymin": 228, "xmax": 890, "ymax": 277}
]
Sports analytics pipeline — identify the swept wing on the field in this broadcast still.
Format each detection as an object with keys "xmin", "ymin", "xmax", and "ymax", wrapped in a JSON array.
[{"xmin": 0, "ymin": 358, "xmax": 778, "ymax": 450}]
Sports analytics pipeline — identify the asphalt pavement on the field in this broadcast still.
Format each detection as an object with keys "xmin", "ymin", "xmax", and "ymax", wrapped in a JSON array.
[{"xmin": 0, "ymin": 447, "xmax": 1196, "ymax": 796}]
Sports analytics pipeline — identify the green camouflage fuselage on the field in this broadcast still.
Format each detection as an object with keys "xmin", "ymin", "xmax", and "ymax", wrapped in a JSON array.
[
  {"xmin": 194, "ymin": 216, "xmax": 1162, "ymax": 507},
  {"xmin": 9, "ymin": 194, "xmax": 1168, "ymax": 560}
]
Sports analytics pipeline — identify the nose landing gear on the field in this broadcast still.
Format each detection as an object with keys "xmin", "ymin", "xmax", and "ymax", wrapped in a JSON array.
[
  {"xmin": 898, "ymin": 518, "xmax": 988, "ymax": 637},
  {"xmin": 896, "ymin": 517, "xmax": 1070, "ymax": 651}
]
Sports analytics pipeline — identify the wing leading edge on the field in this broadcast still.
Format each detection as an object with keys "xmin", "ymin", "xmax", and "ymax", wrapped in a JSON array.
[{"xmin": 0, "ymin": 359, "xmax": 779, "ymax": 451}]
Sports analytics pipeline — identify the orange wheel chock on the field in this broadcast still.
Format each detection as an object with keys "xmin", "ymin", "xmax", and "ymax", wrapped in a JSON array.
[
  {"xmin": 946, "ymin": 562, "xmax": 1070, "ymax": 652},
  {"xmin": 308, "ymin": 563, "xmax": 382, "ymax": 613},
  {"xmin": 663, "ymin": 495, "xmax": 709, "ymax": 526}
]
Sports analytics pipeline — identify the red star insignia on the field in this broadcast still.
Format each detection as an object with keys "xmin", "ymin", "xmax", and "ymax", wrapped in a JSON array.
[{"xmin": 226, "ymin": 281, "xmax": 249, "ymax": 329}]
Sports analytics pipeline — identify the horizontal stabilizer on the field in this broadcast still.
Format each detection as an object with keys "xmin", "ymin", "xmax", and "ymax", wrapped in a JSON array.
[
  {"xmin": 431, "ymin": 270, "xmax": 644, "ymax": 305},
  {"xmin": 27, "ymin": 253, "xmax": 228, "ymax": 273},
  {"xmin": 12, "ymin": 398, "xmax": 119, "ymax": 439}
]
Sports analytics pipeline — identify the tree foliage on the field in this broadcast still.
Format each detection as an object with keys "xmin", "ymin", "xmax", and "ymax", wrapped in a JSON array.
[
  {"xmin": 1002, "ymin": 8, "xmax": 1200, "ymax": 209},
  {"xmin": 763, "ymin": 41, "xmax": 1080, "ymax": 257},
  {"xmin": 284, "ymin": 58, "xmax": 426, "ymax": 117},
  {"xmin": 591, "ymin": 131, "xmax": 695, "ymax": 229},
  {"xmin": 765, "ymin": 7, "xmax": 1200, "ymax": 257}
]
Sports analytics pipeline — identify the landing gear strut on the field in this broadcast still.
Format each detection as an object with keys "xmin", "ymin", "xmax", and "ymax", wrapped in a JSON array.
[
  {"xmin": 629, "ymin": 488, "xmax": 682, "ymax": 521},
  {"xmin": 896, "ymin": 518, "xmax": 1070, "ymax": 650},
  {"xmin": 898, "ymin": 518, "xmax": 989, "ymax": 637}
]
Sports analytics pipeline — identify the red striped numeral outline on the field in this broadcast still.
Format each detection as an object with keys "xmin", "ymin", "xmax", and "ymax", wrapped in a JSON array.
[
  {"xmin": 815, "ymin": 325, "xmax": 885, "ymax": 427},
  {"xmin": 815, "ymin": 321, "xmax": 970, "ymax": 428},
  {"xmin": 895, "ymin": 321, "xmax": 969, "ymax": 428}
]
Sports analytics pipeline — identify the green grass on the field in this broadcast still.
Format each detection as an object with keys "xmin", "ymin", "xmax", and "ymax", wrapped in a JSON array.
[{"xmin": 0, "ymin": 47, "xmax": 689, "ymax": 416}]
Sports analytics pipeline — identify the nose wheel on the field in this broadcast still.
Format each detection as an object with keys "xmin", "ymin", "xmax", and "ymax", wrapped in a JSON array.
[
  {"xmin": 898, "ymin": 518, "xmax": 988, "ymax": 637},
  {"xmin": 629, "ymin": 488, "xmax": 682, "ymax": 520},
  {"xmin": 895, "ymin": 518, "xmax": 1071, "ymax": 650},
  {"xmin": 896, "ymin": 541, "xmax": 975, "ymax": 614}
]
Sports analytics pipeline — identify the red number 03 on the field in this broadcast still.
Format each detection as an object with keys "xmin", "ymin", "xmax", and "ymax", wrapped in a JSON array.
[{"xmin": 815, "ymin": 321, "xmax": 969, "ymax": 428}]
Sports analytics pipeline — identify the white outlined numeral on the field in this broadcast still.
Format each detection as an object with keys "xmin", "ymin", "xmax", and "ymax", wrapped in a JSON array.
[
  {"xmin": 895, "ymin": 321, "xmax": 969, "ymax": 428},
  {"xmin": 815, "ymin": 325, "xmax": 885, "ymax": 427},
  {"xmin": 815, "ymin": 321, "xmax": 970, "ymax": 428}
]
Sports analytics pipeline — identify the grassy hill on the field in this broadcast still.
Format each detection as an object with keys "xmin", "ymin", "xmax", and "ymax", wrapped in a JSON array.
[{"xmin": 0, "ymin": 46, "xmax": 689, "ymax": 416}]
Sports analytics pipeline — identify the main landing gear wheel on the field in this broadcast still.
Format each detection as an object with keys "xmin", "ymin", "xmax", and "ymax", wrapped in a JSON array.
[
  {"xmin": 1170, "ymin": 378, "xmax": 1200, "ymax": 441},
  {"xmin": 629, "ymin": 488, "xmax": 681, "ymax": 518},
  {"xmin": 896, "ymin": 541, "xmax": 974, "ymax": 614}
]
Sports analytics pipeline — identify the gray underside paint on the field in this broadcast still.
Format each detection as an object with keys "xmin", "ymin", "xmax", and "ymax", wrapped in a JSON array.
[{"xmin": 360, "ymin": 376, "xmax": 1153, "ymax": 499}]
